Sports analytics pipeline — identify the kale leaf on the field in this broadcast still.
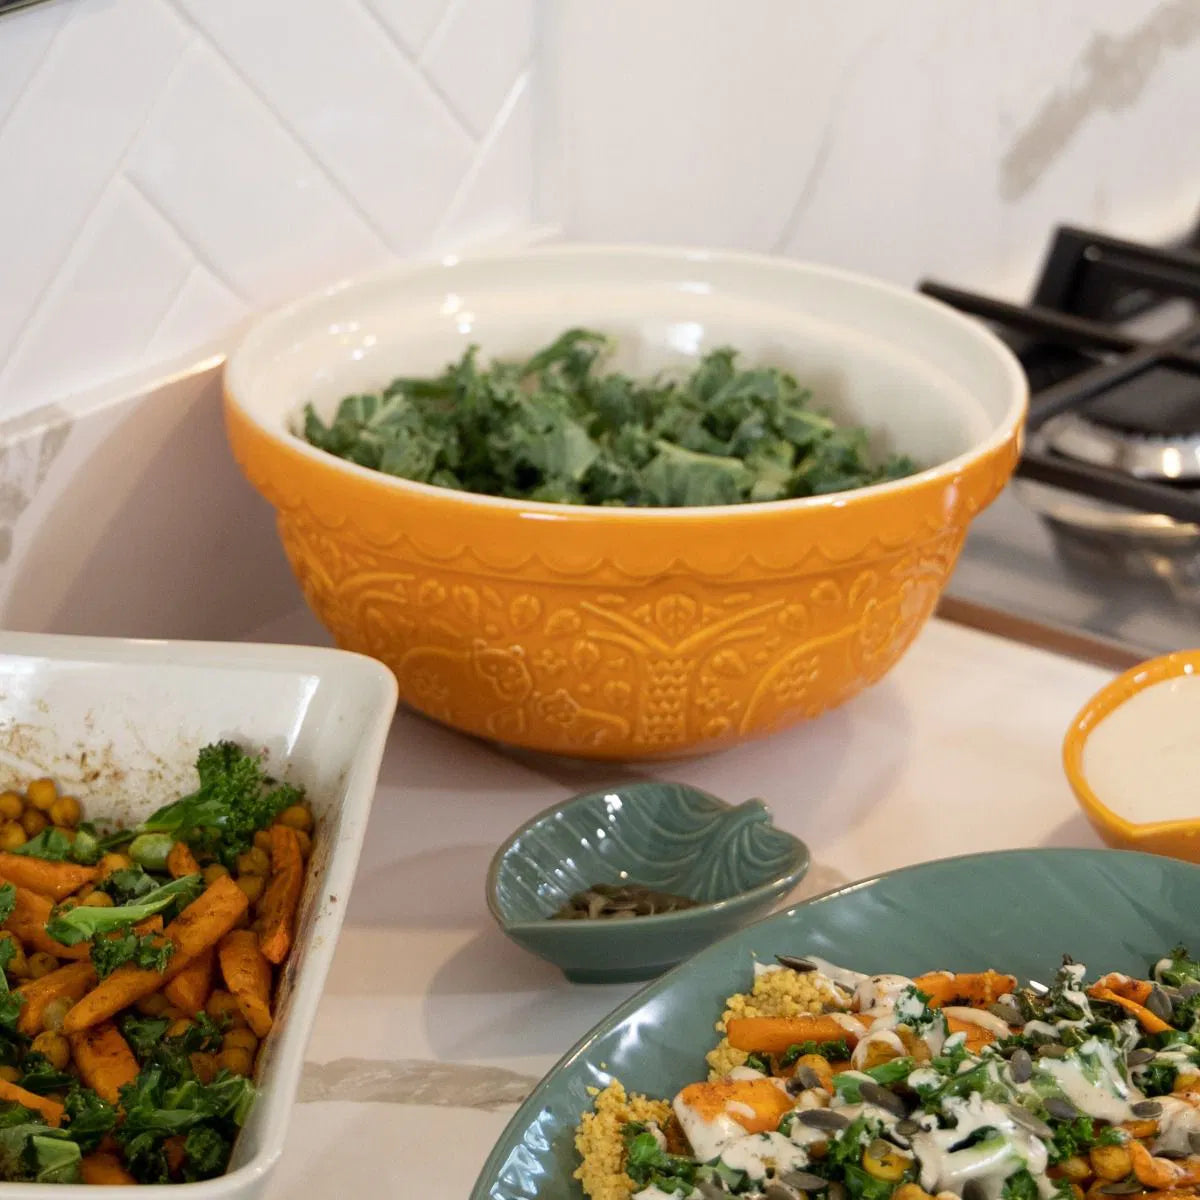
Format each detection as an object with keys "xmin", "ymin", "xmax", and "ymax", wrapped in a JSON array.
[
  {"xmin": 46, "ymin": 873, "xmax": 201, "ymax": 948},
  {"xmin": 90, "ymin": 931, "xmax": 175, "ymax": 980},
  {"xmin": 1154, "ymin": 946, "xmax": 1200, "ymax": 989},
  {"xmin": 780, "ymin": 1038, "xmax": 851, "ymax": 1066},
  {"xmin": 619, "ymin": 1123, "xmax": 697, "ymax": 1195},
  {"xmin": 119, "ymin": 1014, "xmax": 170, "ymax": 1062},
  {"xmin": 0, "ymin": 1115, "xmax": 80, "ymax": 1184},
  {"xmin": 97, "ymin": 866, "xmax": 159, "ymax": 905},
  {"xmin": 302, "ymin": 332, "xmax": 917, "ymax": 509},
  {"xmin": 0, "ymin": 934, "xmax": 25, "ymax": 1032},
  {"xmin": 61, "ymin": 1087, "xmax": 117, "ymax": 1153}
]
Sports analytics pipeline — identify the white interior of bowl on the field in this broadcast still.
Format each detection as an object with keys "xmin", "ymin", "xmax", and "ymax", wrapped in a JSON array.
[
  {"xmin": 0, "ymin": 633, "xmax": 397, "ymax": 1200},
  {"xmin": 226, "ymin": 246, "xmax": 1027, "ymax": 505}
]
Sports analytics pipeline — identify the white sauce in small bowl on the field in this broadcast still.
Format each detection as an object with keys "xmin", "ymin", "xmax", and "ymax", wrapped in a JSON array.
[{"xmin": 1083, "ymin": 673, "xmax": 1200, "ymax": 824}]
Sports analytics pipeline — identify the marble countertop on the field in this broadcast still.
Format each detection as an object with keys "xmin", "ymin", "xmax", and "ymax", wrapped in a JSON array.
[{"xmin": 253, "ymin": 612, "xmax": 1117, "ymax": 1198}]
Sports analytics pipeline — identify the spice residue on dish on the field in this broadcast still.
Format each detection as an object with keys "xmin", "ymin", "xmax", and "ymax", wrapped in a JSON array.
[
  {"xmin": 575, "ymin": 950, "xmax": 1200, "ymax": 1200},
  {"xmin": 1082, "ymin": 673, "xmax": 1200, "ymax": 825},
  {"xmin": 551, "ymin": 882, "xmax": 700, "ymax": 921},
  {"xmin": 0, "ymin": 743, "xmax": 313, "ymax": 1186},
  {"xmin": 301, "ymin": 329, "xmax": 918, "ymax": 507}
]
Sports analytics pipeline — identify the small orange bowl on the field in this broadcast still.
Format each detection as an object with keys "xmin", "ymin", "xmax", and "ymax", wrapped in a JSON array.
[
  {"xmin": 1063, "ymin": 650, "xmax": 1200, "ymax": 861},
  {"xmin": 225, "ymin": 245, "xmax": 1027, "ymax": 760}
]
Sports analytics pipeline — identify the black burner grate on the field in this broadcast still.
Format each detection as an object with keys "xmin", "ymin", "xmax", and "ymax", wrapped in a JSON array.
[{"xmin": 919, "ymin": 217, "xmax": 1200, "ymax": 524}]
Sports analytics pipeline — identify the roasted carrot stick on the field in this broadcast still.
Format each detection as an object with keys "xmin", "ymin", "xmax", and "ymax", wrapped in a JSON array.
[
  {"xmin": 726, "ymin": 1015, "xmax": 863, "ymax": 1054},
  {"xmin": 1089, "ymin": 973, "xmax": 1154, "ymax": 1005},
  {"xmin": 1090, "ymin": 985, "xmax": 1173, "ymax": 1034},
  {"xmin": 70, "ymin": 1022, "xmax": 140, "ymax": 1106},
  {"xmin": 218, "ymin": 929, "xmax": 273, "ymax": 1038},
  {"xmin": 946, "ymin": 1015, "xmax": 998, "ymax": 1053},
  {"xmin": 3, "ymin": 884, "xmax": 90, "ymax": 961},
  {"xmin": 16, "ymin": 961, "xmax": 97, "ymax": 1037},
  {"xmin": 676, "ymin": 1080, "xmax": 793, "ymax": 1135},
  {"xmin": 0, "ymin": 853, "xmax": 97, "ymax": 901},
  {"xmin": 913, "ymin": 971, "xmax": 1017, "ymax": 1008},
  {"xmin": 62, "ymin": 875, "xmax": 248, "ymax": 1034},
  {"xmin": 166, "ymin": 841, "xmax": 200, "ymax": 880},
  {"xmin": 80, "ymin": 1153, "xmax": 137, "ymax": 1185},
  {"xmin": 0, "ymin": 1077, "xmax": 64, "ymax": 1125},
  {"xmin": 163, "ymin": 945, "xmax": 214, "ymax": 1015},
  {"xmin": 258, "ymin": 825, "xmax": 303, "ymax": 965}
]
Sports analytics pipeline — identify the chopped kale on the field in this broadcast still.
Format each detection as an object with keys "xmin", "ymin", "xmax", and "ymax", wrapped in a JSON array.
[{"xmin": 302, "ymin": 332, "xmax": 917, "ymax": 509}]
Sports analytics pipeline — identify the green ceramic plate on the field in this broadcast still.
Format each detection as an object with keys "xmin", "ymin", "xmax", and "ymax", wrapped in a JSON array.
[{"xmin": 470, "ymin": 847, "xmax": 1200, "ymax": 1199}]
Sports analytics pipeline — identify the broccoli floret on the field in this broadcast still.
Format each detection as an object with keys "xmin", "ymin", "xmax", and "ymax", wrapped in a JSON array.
[{"xmin": 108, "ymin": 742, "xmax": 301, "ymax": 868}]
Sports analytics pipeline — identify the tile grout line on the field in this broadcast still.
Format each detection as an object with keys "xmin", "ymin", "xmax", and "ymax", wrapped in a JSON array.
[
  {"xmin": 0, "ymin": 34, "xmax": 196, "ymax": 394},
  {"xmin": 121, "ymin": 175, "xmax": 246, "ymax": 304},
  {"xmin": 354, "ymin": 0, "xmax": 480, "ymax": 143},
  {"xmin": 416, "ymin": 0, "xmax": 466, "ymax": 63},
  {"xmin": 0, "ymin": 0, "xmax": 72, "ymax": 143},
  {"xmin": 162, "ymin": 0, "xmax": 396, "ymax": 256},
  {"xmin": 430, "ymin": 69, "xmax": 529, "ymax": 246}
]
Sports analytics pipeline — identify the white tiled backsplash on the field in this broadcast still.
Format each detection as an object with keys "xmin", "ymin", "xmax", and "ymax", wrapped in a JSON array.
[
  {"xmin": 0, "ymin": 0, "xmax": 534, "ymax": 422},
  {"xmin": 543, "ymin": 0, "xmax": 1200, "ymax": 301},
  {"xmin": 0, "ymin": 0, "xmax": 1198, "ymax": 644}
]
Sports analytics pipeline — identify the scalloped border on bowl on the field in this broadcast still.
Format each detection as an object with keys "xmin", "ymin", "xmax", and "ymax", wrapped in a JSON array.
[{"xmin": 1063, "ymin": 649, "xmax": 1200, "ymax": 861}]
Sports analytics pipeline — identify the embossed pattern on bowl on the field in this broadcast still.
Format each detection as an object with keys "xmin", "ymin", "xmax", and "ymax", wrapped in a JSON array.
[{"xmin": 225, "ymin": 245, "xmax": 1027, "ymax": 759}]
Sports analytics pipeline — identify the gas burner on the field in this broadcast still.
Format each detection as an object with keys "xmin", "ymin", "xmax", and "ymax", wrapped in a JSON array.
[
  {"xmin": 920, "ymin": 217, "xmax": 1200, "ymax": 606},
  {"xmin": 1039, "ymin": 411, "xmax": 1200, "ymax": 481}
]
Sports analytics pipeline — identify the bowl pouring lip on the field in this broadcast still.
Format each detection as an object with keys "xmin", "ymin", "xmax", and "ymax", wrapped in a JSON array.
[
  {"xmin": 1062, "ymin": 648, "xmax": 1200, "ymax": 842},
  {"xmin": 485, "ymin": 783, "xmax": 811, "ymax": 934},
  {"xmin": 224, "ymin": 242, "xmax": 1029, "ymax": 521}
]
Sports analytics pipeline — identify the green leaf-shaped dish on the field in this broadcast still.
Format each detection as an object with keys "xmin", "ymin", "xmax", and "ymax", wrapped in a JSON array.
[
  {"xmin": 486, "ymin": 782, "xmax": 810, "ymax": 984},
  {"xmin": 472, "ymin": 847, "xmax": 1200, "ymax": 1199}
]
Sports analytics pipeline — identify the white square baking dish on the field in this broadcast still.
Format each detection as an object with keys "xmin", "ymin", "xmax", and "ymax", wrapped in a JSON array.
[{"xmin": 0, "ymin": 631, "xmax": 398, "ymax": 1199}]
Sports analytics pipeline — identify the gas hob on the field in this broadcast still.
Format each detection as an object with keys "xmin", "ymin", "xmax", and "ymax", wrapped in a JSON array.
[{"xmin": 927, "ymin": 219, "xmax": 1200, "ymax": 664}]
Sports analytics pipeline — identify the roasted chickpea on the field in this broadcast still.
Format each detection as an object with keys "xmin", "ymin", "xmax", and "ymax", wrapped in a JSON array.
[
  {"xmin": 253, "ymin": 830, "xmax": 273, "ymax": 852},
  {"xmin": 97, "ymin": 852, "xmax": 133, "ymax": 879},
  {"xmin": 216, "ymin": 1047, "xmax": 253, "ymax": 1076},
  {"xmin": 30, "ymin": 1032, "xmax": 70, "ymax": 1070},
  {"xmin": 0, "ymin": 1066, "xmax": 19, "ymax": 1084},
  {"xmin": 25, "ymin": 778, "xmax": 57, "ymax": 811},
  {"xmin": 0, "ymin": 792, "xmax": 23, "ymax": 821},
  {"xmin": 0, "ymin": 822, "xmax": 27, "ymax": 851},
  {"xmin": 236, "ymin": 874, "xmax": 265, "ymax": 904},
  {"xmin": 277, "ymin": 804, "xmax": 313, "ymax": 833},
  {"xmin": 135, "ymin": 992, "xmax": 171, "ymax": 1018},
  {"xmin": 20, "ymin": 809, "xmax": 47, "ymax": 838},
  {"xmin": 27, "ymin": 952, "xmax": 59, "ymax": 980},
  {"xmin": 202, "ymin": 864, "xmax": 229, "ymax": 885},
  {"xmin": 222, "ymin": 1027, "xmax": 259, "ymax": 1054},
  {"xmin": 41, "ymin": 996, "xmax": 73, "ymax": 1033},
  {"xmin": 189, "ymin": 1052, "xmax": 217, "ymax": 1084},
  {"xmin": 167, "ymin": 1018, "xmax": 193, "ymax": 1039},
  {"xmin": 81, "ymin": 891, "xmax": 114, "ymax": 908},
  {"xmin": 236, "ymin": 847, "xmax": 270, "ymax": 876},
  {"xmin": 205, "ymin": 990, "xmax": 244, "ymax": 1026},
  {"xmin": 48, "ymin": 795, "xmax": 81, "ymax": 827}
]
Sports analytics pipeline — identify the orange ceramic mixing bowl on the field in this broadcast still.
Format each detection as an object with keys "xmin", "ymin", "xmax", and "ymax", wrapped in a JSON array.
[{"xmin": 224, "ymin": 246, "xmax": 1026, "ymax": 759}]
